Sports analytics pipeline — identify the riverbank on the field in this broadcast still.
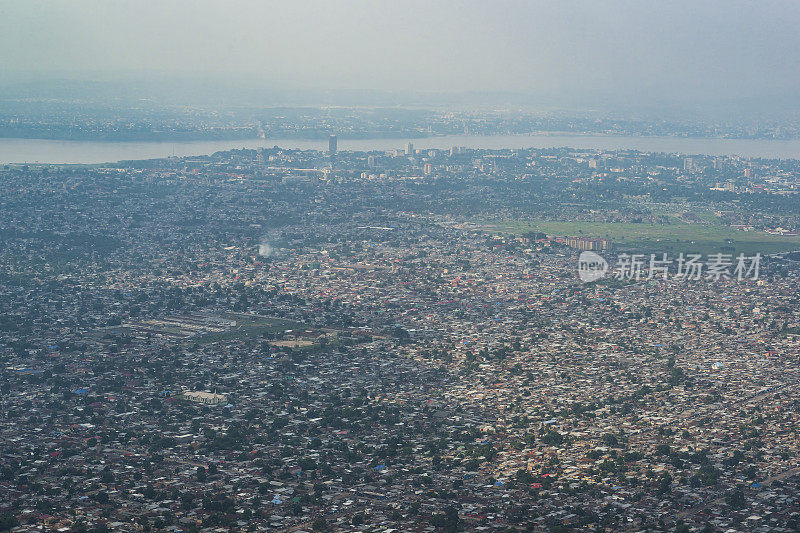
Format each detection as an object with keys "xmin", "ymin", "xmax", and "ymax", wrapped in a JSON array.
[{"xmin": 5, "ymin": 133, "xmax": 800, "ymax": 165}]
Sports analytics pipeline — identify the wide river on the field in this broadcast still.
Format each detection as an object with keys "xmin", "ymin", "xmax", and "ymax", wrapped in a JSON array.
[{"xmin": 4, "ymin": 134, "xmax": 800, "ymax": 164}]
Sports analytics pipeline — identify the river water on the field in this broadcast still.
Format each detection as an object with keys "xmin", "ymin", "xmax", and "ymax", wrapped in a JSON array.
[{"xmin": 3, "ymin": 134, "xmax": 800, "ymax": 165}]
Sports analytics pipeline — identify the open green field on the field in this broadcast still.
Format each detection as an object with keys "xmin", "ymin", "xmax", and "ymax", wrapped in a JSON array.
[{"xmin": 482, "ymin": 219, "xmax": 800, "ymax": 255}]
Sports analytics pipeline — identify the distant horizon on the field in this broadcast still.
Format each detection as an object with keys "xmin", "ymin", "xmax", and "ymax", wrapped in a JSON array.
[
  {"xmin": 3, "ymin": 1, "xmax": 800, "ymax": 119},
  {"xmin": 3, "ymin": 76, "xmax": 800, "ymax": 122}
]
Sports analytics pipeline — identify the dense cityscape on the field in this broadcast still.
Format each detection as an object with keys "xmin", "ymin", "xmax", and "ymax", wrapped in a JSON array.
[
  {"xmin": 1, "ymin": 142, "xmax": 800, "ymax": 531},
  {"xmin": 5, "ymin": 1, "xmax": 800, "ymax": 532}
]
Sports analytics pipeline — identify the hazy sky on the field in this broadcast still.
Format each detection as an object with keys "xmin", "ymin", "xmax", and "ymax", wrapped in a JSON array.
[{"xmin": 2, "ymin": 0, "xmax": 800, "ymax": 107}]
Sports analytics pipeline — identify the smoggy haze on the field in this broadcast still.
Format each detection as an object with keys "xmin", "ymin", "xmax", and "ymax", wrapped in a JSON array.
[{"xmin": 2, "ymin": 0, "xmax": 800, "ymax": 111}]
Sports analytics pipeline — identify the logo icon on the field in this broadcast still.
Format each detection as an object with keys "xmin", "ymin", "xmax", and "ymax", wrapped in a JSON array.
[{"xmin": 577, "ymin": 251, "xmax": 609, "ymax": 282}]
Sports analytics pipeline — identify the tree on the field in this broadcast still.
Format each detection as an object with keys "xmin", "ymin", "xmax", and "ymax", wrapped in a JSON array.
[
  {"xmin": 0, "ymin": 513, "xmax": 19, "ymax": 532},
  {"xmin": 657, "ymin": 472, "xmax": 672, "ymax": 495},
  {"xmin": 181, "ymin": 492, "xmax": 195, "ymax": 510},
  {"xmin": 312, "ymin": 518, "xmax": 328, "ymax": 531},
  {"xmin": 541, "ymin": 430, "xmax": 564, "ymax": 446},
  {"xmin": 430, "ymin": 506, "xmax": 460, "ymax": 532},
  {"xmin": 602, "ymin": 433, "xmax": 619, "ymax": 447},
  {"xmin": 725, "ymin": 489, "xmax": 746, "ymax": 509}
]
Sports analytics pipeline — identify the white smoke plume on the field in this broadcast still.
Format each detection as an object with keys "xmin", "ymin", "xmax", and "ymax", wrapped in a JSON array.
[{"xmin": 258, "ymin": 243, "xmax": 274, "ymax": 257}]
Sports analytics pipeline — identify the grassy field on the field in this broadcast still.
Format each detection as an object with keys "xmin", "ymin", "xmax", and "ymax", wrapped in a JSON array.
[{"xmin": 482, "ymin": 219, "xmax": 800, "ymax": 255}]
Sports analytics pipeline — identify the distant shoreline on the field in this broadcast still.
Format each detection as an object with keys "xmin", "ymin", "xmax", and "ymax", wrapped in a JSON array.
[{"xmin": 5, "ymin": 133, "xmax": 800, "ymax": 165}]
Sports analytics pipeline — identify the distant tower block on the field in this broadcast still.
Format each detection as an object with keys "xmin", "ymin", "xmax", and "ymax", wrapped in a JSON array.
[
  {"xmin": 405, "ymin": 142, "xmax": 414, "ymax": 155},
  {"xmin": 328, "ymin": 135, "xmax": 337, "ymax": 155}
]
